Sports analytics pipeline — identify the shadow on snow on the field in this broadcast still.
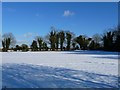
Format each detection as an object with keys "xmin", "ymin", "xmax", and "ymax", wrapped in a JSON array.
[
  {"xmin": 2, "ymin": 63, "xmax": 118, "ymax": 88},
  {"xmin": 63, "ymin": 50, "xmax": 119, "ymax": 55}
]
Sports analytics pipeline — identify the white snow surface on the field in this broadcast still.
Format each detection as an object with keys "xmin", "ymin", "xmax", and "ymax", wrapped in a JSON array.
[{"xmin": 1, "ymin": 50, "xmax": 119, "ymax": 88}]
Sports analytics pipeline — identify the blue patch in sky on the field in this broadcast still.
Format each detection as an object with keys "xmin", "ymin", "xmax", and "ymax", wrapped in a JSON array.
[{"xmin": 2, "ymin": 2, "xmax": 118, "ymax": 45}]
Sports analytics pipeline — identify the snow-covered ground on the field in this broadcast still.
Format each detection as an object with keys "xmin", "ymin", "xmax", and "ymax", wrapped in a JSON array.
[{"xmin": 1, "ymin": 50, "xmax": 119, "ymax": 88}]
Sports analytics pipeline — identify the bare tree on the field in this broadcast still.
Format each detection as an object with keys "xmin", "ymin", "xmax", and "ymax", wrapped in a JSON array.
[
  {"xmin": 92, "ymin": 33, "xmax": 101, "ymax": 44},
  {"xmin": 2, "ymin": 33, "xmax": 16, "ymax": 47},
  {"xmin": 2, "ymin": 33, "xmax": 16, "ymax": 51}
]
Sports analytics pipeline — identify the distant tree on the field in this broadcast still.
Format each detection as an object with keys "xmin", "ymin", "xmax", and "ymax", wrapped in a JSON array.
[
  {"xmin": 2, "ymin": 38, "xmax": 10, "ymax": 52},
  {"xmin": 16, "ymin": 45, "xmax": 19, "ymax": 50},
  {"xmin": 49, "ymin": 27, "xmax": 56, "ymax": 51},
  {"xmin": 83, "ymin": 37, "xmax": 92, "ymax": 50},
  {"xmin": 36, "ymin": 36, "xmax": 43, "ymax": 51},
  {"xmin": 92, "ymin": 34, "xmax": 101, "ymax": 44},
  {"xmin": 59, "ymin": 31, "xmax": 65, "ymax": 51},
  {"xmin": 89, "ymin": 34, "xmax": 101, "ymax": 50},
  {"xmin": 55, "ymin": 32, "xmax": 60, "ymax": 50},
  {"xmin": 114, "ymin": 35, "xmax": 120, "ymax": 51},
  {"xmin": 75, "ymin": 45, "xmax": 79, "ymax": 50},
  {"xmin": 2, "ymin": 33, "xmax": 16, "ymax": 52},
  {"xmin": 113, "ymin": 27, "xmax": 120, "ymax": 52},
  {"xmin": 21, "ymin": 44, "xmax": 28, "ymax": 52},
  {"xmin": 43, "ymin": 42, "xmax": 48, "ymax": 51},
  {"xmin": 88, "ymin": 40, "xmax": 98, "ymax": 50},
  {"xmin": 31, "ymin": 40, "xmax": 38, "ymax": 51},
  {"xmin": 2, "ymin": 33, "xmax": 16, "ymax": 47},
  {"xmin": 66, "ymin": 31, "xmax": 72, "ymax": 51},
  {"xmin": 72, "ymin": 42, "xmax": 76, "ymax": 50},
  {"xmin": 75, "ymin": 35, "xmax": 83, "ymax": 49},
  {"xmin": 103, "ymin": 31, "xmax": 114, "ymax": 51},
  {"xmin": 14, "ymin": 45, "xmax": 21, "ymax": 51},
  {"xmin": 89, "ymin": 40, "xmax": 100, "ymax": 50},
  {"xmin": 2, "ymin": 40, "xmax": 6, "ymax": 51},
  {"xmin": 89, "ymin": 40, "xmax": 95, "ymax": 50},
  {"xmin": 75, "ymin": 35, "xmax": 91, "ymax": 50}
]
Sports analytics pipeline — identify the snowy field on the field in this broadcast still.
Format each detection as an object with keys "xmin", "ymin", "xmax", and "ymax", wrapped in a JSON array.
[{"xmin": 1, "ymin": 50, "xmax": 119, "ymax": 88}]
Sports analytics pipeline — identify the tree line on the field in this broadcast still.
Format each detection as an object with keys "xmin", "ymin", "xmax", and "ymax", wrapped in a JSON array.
[{"xmin": 1, "ymin": 26, "xmax": 120, "ymax": 52}]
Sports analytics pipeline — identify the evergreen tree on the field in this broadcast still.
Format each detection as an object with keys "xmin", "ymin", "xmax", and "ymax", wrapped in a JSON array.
[
  {"xmin": 55, "ymin": 33, "xmax": 59, "ymax": 50},
  {"xmin": 49, "ymin": 29, "xmax": 56, "ymax": 51},
  {"xmin": 43, "ymin": 42, "xmax": 48, "ymax": 51},
  {"xmin": 114, "ymin": 28, "xmax": 120, "ymax": 52},
  {"xmin": 31, "ymin": 40, "xmax": 38, "ymax": 51},
  {"xmin": 21, "ymin": 44, "xmax": 28, "ymax": 52},
  {"xmin": 75, "ymin": 35, "xmax": 91, "ymax": 50},
  {"xmin": 103, "ymin": 31, "xmax": 114, "ymax": 51},
  {"xmin": 89, "ymin": 40, "xmax": 95, "ymax": 50},
  {"xmin": 66, "ymin": 32, "xmax": 72, "ymax": 51},
  {"xmin": 72, "ymin": 42, "xmax": 76, "ymax": 50},
  {"xmin": 59, "ymin": 31, "xmax": 65, "ymax": 51},
  {"xmin": 114, "ymin": 35, "xmax": 120, "ymax": 52},
  {"xmin": 37, "ymin": 37, "xmax": 43, "ymax": 51}
]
